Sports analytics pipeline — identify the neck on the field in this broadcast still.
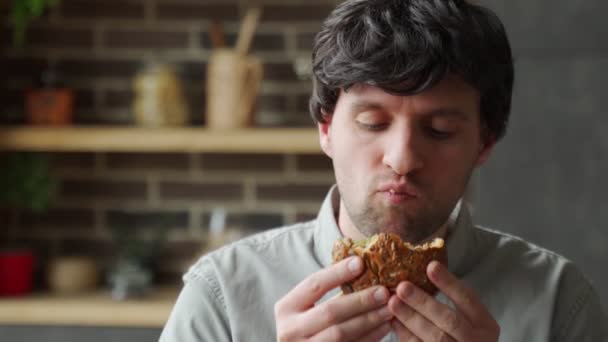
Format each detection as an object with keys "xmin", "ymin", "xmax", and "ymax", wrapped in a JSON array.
[{"xmin": 337, "ymin": 200, "xmax": 366, "ymax": 241}]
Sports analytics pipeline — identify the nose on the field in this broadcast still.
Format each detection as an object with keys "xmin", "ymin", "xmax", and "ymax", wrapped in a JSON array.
[{"xmin": 381, "ymin": 126, "xmax": 424, "ymax": 176}]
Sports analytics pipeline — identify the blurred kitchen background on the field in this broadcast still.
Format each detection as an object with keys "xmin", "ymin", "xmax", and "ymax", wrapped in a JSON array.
[{"xmin": 0, "ymin": 0, "xmax": 606, "ymax": 341}]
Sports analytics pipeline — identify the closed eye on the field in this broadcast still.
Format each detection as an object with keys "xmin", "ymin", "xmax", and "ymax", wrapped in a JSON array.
[
  {"xmin": 357, "ymin": 122, "xmax": 388, "ymax": 131},
  {"xmin": 426, "ymin": 127, "xmax": 453, "ymax": 139}
]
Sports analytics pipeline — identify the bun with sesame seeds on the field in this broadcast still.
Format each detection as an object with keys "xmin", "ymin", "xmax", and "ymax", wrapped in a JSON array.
[{"xmin": 332, "ymin": 232, "xmax": 447, "ymax": 295}]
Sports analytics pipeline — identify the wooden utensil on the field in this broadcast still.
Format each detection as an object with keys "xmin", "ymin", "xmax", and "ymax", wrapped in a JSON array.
[{"xmin": 235, "ymin": 7, "xmax": 262, "ymax": 55}]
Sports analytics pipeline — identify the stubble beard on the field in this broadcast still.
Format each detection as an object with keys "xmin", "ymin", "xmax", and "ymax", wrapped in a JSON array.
[{"xmin": 343, "ymin": 192, "xmax": 449, "ymax": 244}]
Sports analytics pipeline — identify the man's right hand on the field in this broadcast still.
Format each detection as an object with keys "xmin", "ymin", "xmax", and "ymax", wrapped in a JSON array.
[{"xmin": 274, "ymin": 256, "xmax": 393, "ymax": 341}]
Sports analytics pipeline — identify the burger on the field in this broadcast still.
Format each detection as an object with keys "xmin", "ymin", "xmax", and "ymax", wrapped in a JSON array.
[{"xmin": 332, "ymin": 232, "xmax": 447, "ymax": 295}]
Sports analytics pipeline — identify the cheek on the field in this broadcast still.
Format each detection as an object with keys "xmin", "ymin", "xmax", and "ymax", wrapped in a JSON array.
[
  {"xmin": 427, "ymin": 150, "xmax": 476, "ymax": 193},
  {"xmin": 333, "ymin": 137, "xmax": 381, "ymax": 186}
]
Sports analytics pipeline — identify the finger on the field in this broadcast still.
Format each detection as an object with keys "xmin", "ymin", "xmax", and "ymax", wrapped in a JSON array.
[
  {"xmin": 358, "ymin": 322, "xmax": 392, "ymax": 342},
  {"xmin": 391, "ymin": 319, "xmax": 421, "ymax": 342},
  {"xmin": 299, "ymin": 286, "xmax": 390, "ymax": 336},
  {"xmin": 278, "ymin": 256, "xmax": 363, "ymax": 312},
  {"xmin": 310, "ymin": 305, "xmax": 392, "ymax": 341},
  {"xmin": 395, "ymin": 281, "xmax": 471, "ymax": 340},
  {"xmin": 427, "ymin": 261, "xmax": 491, "ymax": 323},
  {"xmin": 388, "ymin": 295, "xmax": 456, "ymax": 342}
]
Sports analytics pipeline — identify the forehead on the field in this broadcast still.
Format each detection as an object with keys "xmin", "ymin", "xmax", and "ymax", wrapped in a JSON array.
[{"xmin": 339, "ymin": 75, "xmax": 480, "ymax": 117}]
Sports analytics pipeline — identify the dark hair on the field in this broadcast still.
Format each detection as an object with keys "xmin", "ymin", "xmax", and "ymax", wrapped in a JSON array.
[{"xmin": 310, "ymin": 0, "xmax": 514, "ymax": 140}]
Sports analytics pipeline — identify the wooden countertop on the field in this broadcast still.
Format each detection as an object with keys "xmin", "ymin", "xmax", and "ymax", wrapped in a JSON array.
[{"xmin": 0, "ymin": 286, "xmax": 179, "ymax": 328}]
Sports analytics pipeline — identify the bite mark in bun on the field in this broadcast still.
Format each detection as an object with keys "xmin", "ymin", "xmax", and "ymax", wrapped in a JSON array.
[{"xmin": 332, "ymin": 232, "xmax": 447, "ymax": 295}]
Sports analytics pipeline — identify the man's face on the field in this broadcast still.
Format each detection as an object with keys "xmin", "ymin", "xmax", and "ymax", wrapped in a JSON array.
[{"xmin": 319, "ymin": 75, "xmax": 495, "ymax": 243}]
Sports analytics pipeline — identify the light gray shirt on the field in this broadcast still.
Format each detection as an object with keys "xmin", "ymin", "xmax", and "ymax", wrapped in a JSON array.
[{"xmin": 160, "ymin": 187, "xmax": 607, "ymax": 341}]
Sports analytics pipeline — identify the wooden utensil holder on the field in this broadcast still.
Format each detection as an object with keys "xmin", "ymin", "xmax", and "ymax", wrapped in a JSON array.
[{"xmin": 206, "ymin": 49, "xmax": 263, "ymax": 129}]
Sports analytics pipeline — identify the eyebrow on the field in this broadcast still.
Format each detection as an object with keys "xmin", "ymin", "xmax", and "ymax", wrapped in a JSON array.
[
  {"xmin": 423, "ymin": 108, "xmax": 472, "ymax": 122},
  {"xmin": 350, "ymin": 100, "xmax": 386, "ymax": 114},
  {"xmin": 349, "ymin": 100, "xmax": 472, "ymax": 122}
]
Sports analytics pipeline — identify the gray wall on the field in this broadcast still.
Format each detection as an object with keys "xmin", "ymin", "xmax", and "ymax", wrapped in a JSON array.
[{"xmin": 475, "ymin": 0, "xmax": 608, "ymax": 310}]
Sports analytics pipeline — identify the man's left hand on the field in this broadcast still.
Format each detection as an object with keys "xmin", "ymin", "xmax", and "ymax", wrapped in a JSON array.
[{"xmin": 388, "ymin": 261, "xmax": 500, "ymax": 341}]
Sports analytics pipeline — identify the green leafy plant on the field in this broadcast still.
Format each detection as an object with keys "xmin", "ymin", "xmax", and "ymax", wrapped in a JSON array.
[
  {"xmin": 109, "ymin": 220, "xmax": 171, "ymax": 269},
  {"xmin": 0, "ymin": 152, "xmax": 56, "ymax": 212},
  {"xmin": 107, "ymin": 223, "xmax": 169, "ymax": 298},
  {"xmin": 11, "ymin": 0, "xmax": 59, "ymax": 47}
]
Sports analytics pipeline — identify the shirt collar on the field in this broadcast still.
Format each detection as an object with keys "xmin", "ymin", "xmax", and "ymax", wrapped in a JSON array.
[
  {"xmin": 313, "ymin": 185, "xmax": 476, "ymax": 277},
  {"xmin": 314, "ymin": 186, "xmax": 343, "ymax": 268},
  {"xmin": 445, "ymin": 201, "xmax": 477, "ymax": 277}
]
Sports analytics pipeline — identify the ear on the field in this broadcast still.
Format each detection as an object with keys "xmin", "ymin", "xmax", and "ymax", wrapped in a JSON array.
[
  {"xmin": 318, "ymin": 112, "xmax": 333, "ymax": 158},
  {"xmin": 474, "ymin": 135, "xmax": 496, "ymax": 167}
]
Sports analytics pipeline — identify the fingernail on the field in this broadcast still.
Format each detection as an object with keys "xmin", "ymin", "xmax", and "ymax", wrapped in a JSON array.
[
  {"xmin": 398, "ymin": 283, "xmax": 413, "ymax": 299},
  {"xmin": 428, "ymin": 261, "xmax": 442, "ymax": 281},
  {"xmin": 348, "ymin": 257, "xmax": 362, "ymax": 272},
  {"xmin": 374, "ymin": 288, "xmax": 387, "ymax": 303}
]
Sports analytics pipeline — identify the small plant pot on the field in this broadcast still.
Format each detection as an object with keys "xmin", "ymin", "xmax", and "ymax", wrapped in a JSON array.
[
  {"xmin": 25, "ymin": 88, "xmax": 74, "ymax": 125},
  {"xmin": 0, "ymin": 248, "xmax": 35, "ymax": 296},
  {"xmin": 47, "ymin": 256, "xmax": 99, "ymax": 294}
]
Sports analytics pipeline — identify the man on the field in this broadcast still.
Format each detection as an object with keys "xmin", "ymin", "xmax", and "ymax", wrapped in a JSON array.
[{"xmin": 160, "ymin": 0, "xmax": 607, "ymax": 341}]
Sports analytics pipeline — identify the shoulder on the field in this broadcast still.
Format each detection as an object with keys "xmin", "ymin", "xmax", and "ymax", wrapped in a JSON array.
[
  {"xmin": 472, "ymin": 225, "xmax": 571, "ymax": 269},
  {"xmin": 472, "ymin": 226, "xmax": 607, "ymax": 339},
  {"xmin": 469, "ymin": 225, "xmax": 581, "ymax": 296},
  {"xmin": 185, "ymin": 220, "xmax": 317, "ymax": 284},
  {"xmin": 475, "ymin": 224, "xmax": 594, "ymax": 290}
]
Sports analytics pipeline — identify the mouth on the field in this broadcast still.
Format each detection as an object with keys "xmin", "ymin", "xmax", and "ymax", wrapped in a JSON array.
[
  {"xmin": 378, "ymin": 182, "xmax": 420, "ymax": 196},
  {"xmin": 377, "ymin": 184, "xmax": 420, "ymax": 205},
  {"xmin": 387, "ymin": 188, "xmax": 415, "ymax": 196},
  {"xmin": 383, "ymin": 189, "xmax": 417, "ymax": 204}
]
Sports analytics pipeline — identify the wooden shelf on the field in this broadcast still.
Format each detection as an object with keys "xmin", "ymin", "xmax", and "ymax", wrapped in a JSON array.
[
  {"xmin": 0, "ymin": 126, "xmax": 321, "ymax": 153},
  {"xmin": 0, "ymin": 286, "xmax": 178, "ymax": 328}
]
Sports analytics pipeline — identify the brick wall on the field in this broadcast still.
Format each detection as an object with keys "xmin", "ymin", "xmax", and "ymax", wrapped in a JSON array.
[
  {"xmin": 2, "ymin": 152, "xmax": 334, "ymax": 284},
  {"xmin": 1, "ymin": 0, "xmax": 339, "ymax": 126},
  {"xmin": 0, "ymin": 0, "xmax": 338, "ymax": 286}
]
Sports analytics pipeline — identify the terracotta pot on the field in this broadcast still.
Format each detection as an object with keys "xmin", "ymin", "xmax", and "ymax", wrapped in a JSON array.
[
  {"xmin": 0, "ymin": 248, "xmax": 35, "ymax": 296},
  {"xmin": 25, "ymin": 88, "xmax": 74, "ymax": 125}
]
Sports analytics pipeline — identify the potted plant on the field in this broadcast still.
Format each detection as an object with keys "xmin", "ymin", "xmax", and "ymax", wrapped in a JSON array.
[
  {"xmin": 11, "ymin": 0, "xmax": 59, "ymax": 47},
  {"xmin": 25, "ymin": 65, "xmax": 75, "ymax": 125},
  {"xmin": 108, "ymin": 222, "xmax": 169, "ymax": 300},
  {"xmin": 0, "ymin": 152, "xmax": 56, "ymax": 296},
  {"xmin": 10, "ymin": 0, "xmax": 74, "ymax": 125}
]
